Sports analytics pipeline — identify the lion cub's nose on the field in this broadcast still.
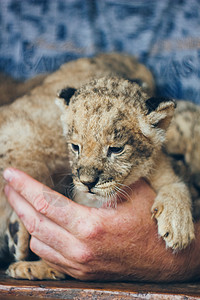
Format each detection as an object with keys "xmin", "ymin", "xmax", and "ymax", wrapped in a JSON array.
[
  {"xmin": 77, "ymin": 167, "xmax": 101, "ymax": 191},
  {"xmin": 80, "ymin": 176, "xmax": 99, "ymax": 190}
]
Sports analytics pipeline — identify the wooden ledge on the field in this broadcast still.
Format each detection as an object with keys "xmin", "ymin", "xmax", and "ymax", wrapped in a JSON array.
[{"xmin": 0, "ymin": 270, "xmax": 200, "ymax": 299}]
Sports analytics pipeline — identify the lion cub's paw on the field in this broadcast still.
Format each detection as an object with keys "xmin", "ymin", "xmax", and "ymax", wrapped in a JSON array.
[
  {"xmin": 7, "ymin": 260, "xmax": 65, "ymax": 280},
  {"xmin": 151, "ymin": 200, "xmax": 195, "ymax": 250}
]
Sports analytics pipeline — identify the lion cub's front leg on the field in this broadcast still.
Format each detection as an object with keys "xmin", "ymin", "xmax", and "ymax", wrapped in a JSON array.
[{"xmin": 151, "ymin": 181, "xmax": 195, "ymax": 250}]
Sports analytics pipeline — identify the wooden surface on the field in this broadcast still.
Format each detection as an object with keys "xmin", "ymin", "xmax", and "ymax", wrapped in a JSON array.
[{"xmin": 0, "ymin": 270, "xmax": 200, "ymax": 299}]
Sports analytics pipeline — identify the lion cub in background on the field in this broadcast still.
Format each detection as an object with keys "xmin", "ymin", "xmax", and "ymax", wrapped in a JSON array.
[{"xmin": 0, "ymin": 54, "xmax": 198, "ymax": 280}]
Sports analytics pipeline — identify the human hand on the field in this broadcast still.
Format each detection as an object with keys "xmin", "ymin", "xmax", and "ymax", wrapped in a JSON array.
[{"xmin": 3, "ymin": 168, "xmax": 200, "ymax": 282}]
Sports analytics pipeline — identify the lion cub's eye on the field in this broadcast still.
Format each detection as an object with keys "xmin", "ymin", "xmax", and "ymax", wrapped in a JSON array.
[
  {"xmin": 71, "ymin": 144, "xmax": 80, "ymax": 153},
  {"xmin": 107, "ymin": 146, "xmax": 124, "ymax": 156}
]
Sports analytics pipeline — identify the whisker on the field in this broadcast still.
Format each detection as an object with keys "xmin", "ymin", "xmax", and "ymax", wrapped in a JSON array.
[
  {"xmin": 70, "ymin": 184, "xmax": 79, "ymax": 201},
  {"xmin": 115, "ymin": 190, "xmax": 123, "ymax": 205},
  {"xmin": 48, "ymin": 171, "xmax": 73, "ymax": 198},
  {"xmin": 114, "ymin": 185, "xmax": 132, "ymax": 202},
  {"xmin": 116, "ymin": 182, "xmax": 133, "ymax": 193},
  {"xmin": 115, "ymin": 183, "xmax": 132, "ymax": 196},
  {"xmin": 104, "ymin": 189, "xmax": 118, "ymax": 208}
]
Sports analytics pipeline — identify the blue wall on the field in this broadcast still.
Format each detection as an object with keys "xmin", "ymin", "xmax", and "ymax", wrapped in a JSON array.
[{"xmin": 0, "ymin": 0, "xmax": 200, "ymax": 103}]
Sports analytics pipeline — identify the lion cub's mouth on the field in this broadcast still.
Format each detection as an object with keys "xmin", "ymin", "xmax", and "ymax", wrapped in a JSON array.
[
  {"xmin": 74, "ymin": 180, "xmax": 129, "ymax": 207},
  {"xmin": 75, "ymin": 180, "xmax": 116, "ymax": 196}
]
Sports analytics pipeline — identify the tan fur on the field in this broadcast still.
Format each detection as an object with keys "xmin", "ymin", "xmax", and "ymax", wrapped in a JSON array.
[
  {"xmin": 166, "ymin": 100, "xmax": 200, "ymax": 174},
  {"xmin": 7, "ymin": 260, "xmax": 65, "ymax": 280},
  {"xmin": 0, "ymin": 73, "xmax": 47, "ymax": 106},
  {"xmin": 165, "ymin": 101, "xmax": 200, "ymax": 219}
]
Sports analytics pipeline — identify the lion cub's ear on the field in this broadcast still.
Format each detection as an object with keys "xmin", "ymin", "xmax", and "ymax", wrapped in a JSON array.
[
  {"xmin": 145, "ymin": 97, "xmax": 176, "ymax": 130},
  {"xmin": 55, "ymin": 87, "xmax": 77, "ymax": 110}
]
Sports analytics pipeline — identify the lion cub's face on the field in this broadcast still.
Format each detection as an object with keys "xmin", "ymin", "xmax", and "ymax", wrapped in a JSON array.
[{"xmin": 56, "ymin": 77, "xmax": 175, "ymax": 203}]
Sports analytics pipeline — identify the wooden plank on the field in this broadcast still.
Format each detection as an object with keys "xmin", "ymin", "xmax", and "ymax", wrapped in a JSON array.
[{"xmin": 0, "ymin": 270, "xmax": 200, "ymax": 299}]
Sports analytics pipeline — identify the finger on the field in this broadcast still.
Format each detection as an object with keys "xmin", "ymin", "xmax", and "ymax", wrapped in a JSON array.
[
  {"xmin": 30, "ymin": 237, "xmax": 73, "ymax": 268},
  {"xmin": 30, "ymin": 237, "xmax": 93, "ymax": 278},
  {"xmin": 3, "ymin": 168, "xmax": 90, "ymax": 231},
  {"xmin": 46, "ymin": 261, "xmax": 89, "ymax": 280},
  {"xmin": 5, "ymin": 185, "xmax": 92, "ymax": 257},
  {"xmin": 3, "ymin": 167, "xmax": 71, "ymax": 208},
  {"xmin": 30, "ymin": 238, "xmax": 87, "ymax": 279},
  {"xmin": 4, "ymin": 184, "xmax": 80, "ymax": 254}
]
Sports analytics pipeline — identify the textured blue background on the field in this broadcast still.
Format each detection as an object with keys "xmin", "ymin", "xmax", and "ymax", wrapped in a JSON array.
[{"xmin": 0, "ymin": 0, "xmax": 200, "ymax": 103}]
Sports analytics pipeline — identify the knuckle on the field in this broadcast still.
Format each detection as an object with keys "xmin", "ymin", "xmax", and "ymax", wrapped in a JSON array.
[
  {"xmin": 16, "ymin": 179, "xmax": 27, "ymax": 196},
  {"xmin": 76, "ymin": 248, "xmax": 93, "ymax": 264},
  {"xmin": 81, "ymin": 221, "xmax": 103, "ymax": 240},
  {"xmin": 25, "ymin": 217, "xmax": 37, "ymax": 235},
  {"xmin": 33, "ymin": 193, "xmax": 49, "ymax": 215}
]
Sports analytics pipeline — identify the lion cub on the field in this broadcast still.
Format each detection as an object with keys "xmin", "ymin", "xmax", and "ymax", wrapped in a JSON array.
[{"xmin": 56, "ymin": 77, "xmax": 194, "ymax": 252}]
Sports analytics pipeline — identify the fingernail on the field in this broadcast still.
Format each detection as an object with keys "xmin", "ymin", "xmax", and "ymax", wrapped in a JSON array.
[
  {"xmin": 4, "ymin": 185, "xmax": 10, "ymax": 196},
  {"xmin": 3, "ymin": 168, "xmax": 15, "ymax": 182}
]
